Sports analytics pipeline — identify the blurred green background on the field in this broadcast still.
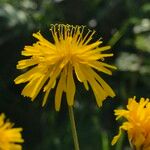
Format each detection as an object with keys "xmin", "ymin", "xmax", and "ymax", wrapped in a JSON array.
[{"xmin": 0, "ymin": 0, "xmax": 150, "ymax": 149}]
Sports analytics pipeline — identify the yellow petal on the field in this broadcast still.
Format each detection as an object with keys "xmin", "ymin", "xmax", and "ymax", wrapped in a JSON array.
[
  {"xmin": 22, "ymin": 45, "xmax": 40, "ymax": 56},
  {"xmin": 55, "ymin": 70, "xmax": 66, "ymax": 111},
  {"xmin": 134, "ymin": 133, "xmax": 145, "ymax": 149},
  {"xmin": 85, "ymin": 53, "xmax": 114, "ymax": 61},
  {"xmin": 77, "ymin": 53, "xmax": 113, "ymax": 61},
  {"xmin": 33, "ymin": 32, "xmax": 55, "ymax": 50},
  {"xmin": 14, "ymin": 66, "xmax": 39, "ymax": 84},
  {"xmin": 89, "ymin": 68, "xmax": 115, "ymax": 97},
  {"xmin": 94, "ymin": 45, "xmax": 111, "ymax": 52},
  {"xmin": 88, "ymin": 61, "xmax": 113, "ymax": 75},
  {"xmin": 112, "ymin": 122, "xmax": 131, "ymax": 145},
  {"xmin": 42, "ymin": 65, "xmax": 62, "ymax": 106},
  {"xmin": 80, "ymin": 65, "xmax": 107, "ymax": 106},
  {"xmin": 66, "ymin": 65, "xmax": 75, "ymax": 106},
  {"xmin": 17, "ymin": 59, "xmax": 37, "ymax": 69},
  {"xmin": 80, "ymin": 41, "xmax": 101, "ymax": 53},
  {"xmin": 31, "ymin": 73, "xmax": 50, "ymax": 100},
  {"xmin": 84, "ymin": 46, "xmax": 111, "ymax": 56},
  {"xmin": 83, "ymin": 80, "xmax": 89, "ymax": 91},
  {"xmin": 21, "ymin": 76, "xmax": 45, "ymax": 99},
  {"xmin": 74, "ymin": 63, "xmax": 85, "ymax": 82},
  {"xmin": 111, "ymin": 126, "xmax": 123, "ymax": 145},
  {"xmin": 42, "ymin": 86, "xmax": 52, "ymax": 106},
  {"xmin": 98, "ymin": 61, "xmax": 117, "ymax": 70}
]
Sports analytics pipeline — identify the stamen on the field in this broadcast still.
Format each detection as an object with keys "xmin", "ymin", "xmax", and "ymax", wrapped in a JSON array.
[{"xmin": 83, "ymin": 30, "xmax": 96, "ymax": 45}]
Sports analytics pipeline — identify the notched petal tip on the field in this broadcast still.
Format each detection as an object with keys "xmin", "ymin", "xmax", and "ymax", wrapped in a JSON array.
[
  {"xmin": 97, "ymin": 102, "xmax": 103, "ymax": 107},
  {"xmin": 32, "ymin": 31, "xmax": 41, "ymax": 37}
]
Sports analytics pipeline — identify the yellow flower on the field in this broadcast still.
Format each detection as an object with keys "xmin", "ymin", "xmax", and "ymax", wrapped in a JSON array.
[
  {"xmin": 14, "ymin": 24, "xmax": 116, "ymax": 111},
  {"xmin": 112, "ymin": 97, "xmax": 150, "ymax": 150},
  {"xmin": 0, "ymin": 113, "xmax": 24, "ymax": 150}
]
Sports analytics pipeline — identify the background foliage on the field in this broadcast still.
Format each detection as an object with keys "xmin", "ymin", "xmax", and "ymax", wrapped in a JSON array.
[{"xmin": 0, "ymin": 0, "xmax": 150, "ymax": 149}]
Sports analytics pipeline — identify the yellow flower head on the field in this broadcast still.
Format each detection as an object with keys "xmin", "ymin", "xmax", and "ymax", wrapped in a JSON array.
[
  {"xmin": 112, "ymin": 97, "xmax": 150, "ymax": 150},
  {"xmin": 14, "ymin": 24, "xmax": 116, "ymax": 111},
  {"xmin": 0, "ymin": 113, "xmax": 24, "ymax": 150}
]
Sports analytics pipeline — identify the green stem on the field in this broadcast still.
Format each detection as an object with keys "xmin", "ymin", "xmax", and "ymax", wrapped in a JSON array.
[{"xmin": 68, "ymin": 106, "xmax": 80, "ymax": 150}]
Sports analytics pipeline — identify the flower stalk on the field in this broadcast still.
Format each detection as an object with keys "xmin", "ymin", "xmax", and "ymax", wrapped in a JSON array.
[{"xmin": 68, "ymin": 106, "xmax": 80, "ymax": 150}]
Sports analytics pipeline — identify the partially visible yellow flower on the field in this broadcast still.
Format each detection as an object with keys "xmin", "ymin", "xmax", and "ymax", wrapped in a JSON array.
[
  {"xmin": 112, "ymin": 97, "xmax": 150, "ymax": 150},
  {"xmin": 14, "ymin": 24, "xmax": 116, "ymax": 111},
  {"xmin": 0, "ymin": 113, "xmax": 24, "ymax": 150}
]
